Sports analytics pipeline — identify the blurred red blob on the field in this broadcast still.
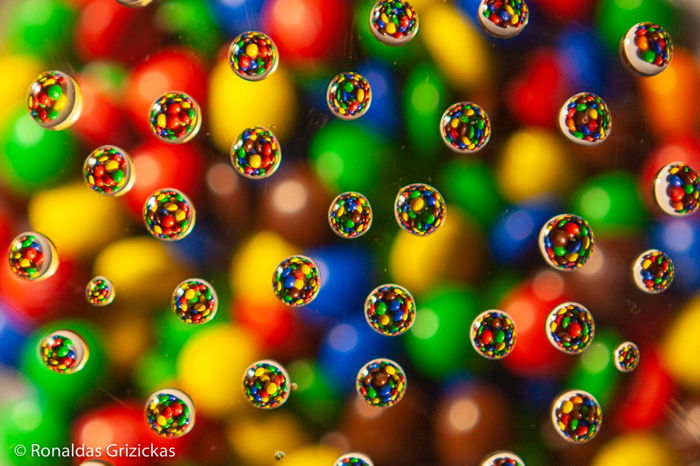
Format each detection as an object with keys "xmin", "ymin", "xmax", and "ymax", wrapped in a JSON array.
[
  {"xmin": 532, "ymin": 0, "xmax": 596, "ymax": 21},
  {"xmin": 640, "ymin": 135, "xmax": 700, "ymax": 208},
  {"xmin": 73, "ymin": 74, "xmax": 131, "ymax": 148}
]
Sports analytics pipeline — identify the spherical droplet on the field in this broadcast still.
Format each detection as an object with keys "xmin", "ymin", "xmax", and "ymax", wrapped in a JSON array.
[
  {"xmin": 477, "ymin": 0, "xmax": 529, "ymax": 39},
  {"xmin": 171, "ymin": 279, "xmax": 218, "ymax": 324},
  {"xmin": 271, "ymin": 255, "xmax": 321, "ymax": 307},
  {"xmin": 148, "ymin": 91, "xmax": 201, "ymax": 144},
  {"xmin": 364, "ymin": 284, "xmax": 416, "ymax": 336},
  {"xmin": 538, "ymin": 214, "xmax": 595, "ymax": 271},
  {"xmin": 356, "ymin": 358, "xmax": 407, "ymax": 408},
  {"xmin": 394, "ymin": 183, "xmax": 447, "ymax": 236},
  {"xmin": 231, "ymin": 126, "xmax": 282, "ymax": 179},
  {"xmin": 558, "ymin": 92, "xmax": 611, "ymax": 145},
  {"xmin": 274, "ymin": 451, "xmax": 286, "ymax": 461},
  {"xmin": 440, "ymin": 102, "xmax": 491, "ymax": 153},
  {"xmin": 327, "ymin": 72, "xmax": 372, "ymax": 120},
  {"xmin": 652, "ymin": 161, "xmax": 699, "ymax": 216},
  {"xmin": 115, "ymin": 0, "xmax": 153, "ymax": 6},
  {"xmin": 334, "ymin": 453, "xmax": 374, "ymax": 466},
  {"xmin": 83, "ymin": 145, "xmax": 135, "ymax": 197},
  {"xmin": 39, "ymin": 330, "xmax": 89, "ymax": 374},
  {"xmin": 620, "ymin": 22, "xmax": 673, "ymax": 77},
  {"xmin": 144, "ymin": 388, "xmax": 195, "ymax": 438},
  {"xmin": 480, "ymin": 451, "xmax": 526, "ymax": 466},
  {"xmin": 550, "ymin": 390, "xmax": 602, "ymax": 443},
  {"xmin": 632, "ymin": 249, "xmax": 674, "ymax": 294},
  {"xmin": 470, "ymin": 310, "xmax": 517, "ymax": 360},
  {"xmin": 242, "ymin": 359, "xmax": 291, "ymax": 409},
  {"xmin": 8, "ymin": 232, "xmax": 59, "ymax": 281},
  {"xmin": 546, "ymin": 302, "xmax": 595, "ymax": 354},
  {"xmin": 27, "ymin": 70, "xmax": 82, "ymax": 130},
  {"xmin": 85, "ymin": 276, "xmax": 116, "ymax": 307},
  {"xmin": 369, "ymin": 0, "xmax": 419, "ymax": 46},
  {"xmin": 614, "ymin": 341, "xmax": 640, "ymax": 373},
  {"xmin": 143, "ymin": 188, "xmax": 196, "ymax": 241},
  {"xmin": 328, "ymin": 192, "xmax": 373, "ymax": 239},
  {"xmin": 229, "ymin": 31, "xmax": 279, "ymax": 81}
]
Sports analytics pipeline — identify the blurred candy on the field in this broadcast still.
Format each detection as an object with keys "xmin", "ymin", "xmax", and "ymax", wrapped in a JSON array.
[
  {"xmin": 481, "ymin": 451, "xmax": 525, "ymax": 466},
  {"xmin": 546, "ymin": 302, "xmax": 595, "ymax": 354},
  {"xmin": 394, "ymin": 183, "xmax": 446, "ymax": 236},
  {"xmin": 231, "ymin": 126, "xmax": 282, "ymax": 179},
  {"xmin": 85, "ymin": 276, "xmax": 115, "ymax": 307},
  {"xmin": 533, "ymin": 0, "xmax": 594, "ymax": 21},
  {"xmin": 272, "ymin": 256, "xmax": 321, "ymax": 307},
  {"xmin": 556, "ymin": 29, "xmax": 606, "ymax": 94},
  {"xmin": 369, "ymin": 0, "xmax": 419, "ymax": 46},
  {"xmin": 632, "ymin": 249, "xmax": 674, "ymax": 293},
  {"xmin": 273, "ymin": 445, "xmax": 341, "ymax": 466},
  {"xmin": 229, "ymin": 31, "xmax": 279, "ymax": 81},
  {"xmin": 328, "ymin": 192, "xmax": 373, "ymax": 239},
  {"xmin": 242, "ymin": 359, "xmax": 291, "ymax": 409},
  {"xmin": 614, "ymin": 342, "xmax": 640, "ymax": 373},
  {"xmin": 5, "ymin": 0, "xmax": 77, "ymax": 60},
  {"xmin": 355, "ymin": 61, "xmax": 399, "ymax": 133},
  {"xmin": 539, "ymin": 214, "xmax": 595, "ymax": 271},
  {"xmin": 364, "ymin": 284, "xmax": 416, "ymax": 336},
  {"xmin": 145, "ymin": 388, "xmax": 195, "ymax": 438},
  {"xmin": 39, "ymin": 330, "xmax": 89, "ymax": 374},
  {"xmin": 551, "ymin": 390, "xmax": 602, "ymax": 443},
  {"xmin": 566, "ymin": 329, "xmax": 620, "ymax": 407},
  {"xmin": 356, "ymin": 358, "xmax": 406, "ymax": 408},
  {"xmin": 470, "ymin": 310, "xmax": 517, "ymax": 359},
  {"xmin": 171, "ymin": 279, "xmax": 218, "ymax": 324},
  {"xmin": 652, "ymin": 162, "xmax": 699, "ymax": 216},
  {"xmin": 83, "ymin": 145, "xmax": 135, "ymax": 197},
  {"xmin": 558, "ymin": 92, "xmax": 611, "ymax": 145},
  {"xmin": 620, "ymin": 22, "xmax": 673, "ymax": 76},
  {"xmin": 441, "ymin": 159, "xmax": 505, "ymax": 227},
  {"xmin": 143, "ymin": 188, "xmax": 196, "ymax": 241},
  {"xmin": 155, "ymin": 0, "xmax": 222, "ymax": 58},
  {"xmin": 440, "ymin": 102, "xmax": 491, "ymax": 153},
  {"xmin": 0, "ymin": 54, "xmax": 41, "ymax": 128},
  {"xmin": 7, "ymin": 232, "xmax": 58, "ymax": 281},
  {"xmin": 591, "ymin": 433, "xmax": 679, "ymax": 466},
  {"xmin": 117, "ymin": 0, "xmax": 153, "ymax": 6},
  {"xmin": 27, "ymin": 71, "xmax": 82, "ymax": 130},
  {"xmin": 207, "ymin": 0, "xmax": 265, "ymax": 36},
  {"xmin": 335, "ymin": 453, "xmax": 374, "ymax": 466},
  {"xmin": 596, "ymin": 0, "xmax": 677, "ymax": 52},
  {"xmin": 404, "ymin": 63, "xmax": 448, "ymax": 154},
  {"xmin": 477, "ymin": 0, "xmax": 529, "ymax": 38},
  {"xmin": 327, "ymin": 72, "xmax": 372, "ymax": 120},
  {"xmin": 148, "ymin": 91, "xmax": 201, "ymax": 144}
]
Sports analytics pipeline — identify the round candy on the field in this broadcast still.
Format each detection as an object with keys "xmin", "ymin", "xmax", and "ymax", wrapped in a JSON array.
[
  {"xmin": 545, "ymin": 302, "xmax": 595, "ymax": 354},
  {"xmin": 83, "ymin": 145, "xmax": 135, "ymax": 197},
  {"xmin": 85, "ymin": 276, "xmax": 116, "ymax": 307},
  {"xmin": 148, "ymin": 91, "xmax": 201, "ymax": 144},
  {"xmin": 27, "ymin": 70, "xmax": 82, "ymax": 130},
  {"xmin": 228, "ymin": 31, "xmax": 279, "ymax": 81},
  {"xmin": 242, "ymin": 359, "xmax": 291, "ymax": 409},
  {"xmin": 558, "ymin": 92, "xmax": 612, "ymax": 145},
  {"xmin": 364, "ymin": 284, "xmax": 416, "ymax": 336},
  {"xmin": 335, "ymin": 453, "xmax": 374, "ymax": 466},
  {"xmin": 328, "ymin": 192, "xmax": 373, "ymax": 239},
  {"xmin": 538, "ymin": 214, "xmax": 595, "ymax": 271},
  {"xmin": 652, "ymin": 162, "xmax": 699, "ymax": 216},
  {"xmin": 614, "ymin": 341, "xmax": 640, "ymax": 373},
  {"xmin": 632, "ymin": 249, "xmax": 674, "ymax": 294},
  {"xmin": 39, "ymin": 330, "xmax": 89, "ymax": 374},
  {"xmin": 171, "ymin": 278, "xmax": 218, "ymax": 324},
  {"xmin": 144, "ymin": 388, "xmax": 195, "ymax": 438},
  {"xmin": 116, "ymin": 0, "xmax": 153, "ymax": 6},
  {"xmin": 477, "ymin": 0, "xmax": 529, "ymax": 39},
  {"xmin": 142, "ymin": 188, "xmax": 196, "ymax": 241},
  {"xmin": 272, "ymin": 255, "xmax": 321, "ymax": 306},
  {"xmin": 369, "ymin": 0, "xmax": 419, "ymax": 46},
  {"xmin": 394, "ymin": 183, "xmax": 447, "ymax": 236},
  {"xmin": 356, "ymin": 358, "xmax": 406, "ymax": 408},
  {"xmin": 275, "ymin": 451, "xmax": 286, "ymax": 461},
  {"xmin": 327, "ymin": 72, "xmax": 372, "ymax": 120},
  {"xmin": 480, "ymin": 451, "xmax": 526, "ymax": 466},
  {"xmin": 470, "ymin": 310, "xmax": 517, "ymax": 360},
  {"xmin": 8, "ymin": 232, "xmax": 59, "ymax": 281},
  {"xmin": 230, "ymin": 126, "xmax": 281, "ymax": 179},
  {"xmin": 439, "ymin": 102, "xmax": 491, "ymax": 153},
  {"xmin": 550, "ymin": 390, "xmax": 602, "ymax": 443},
  {"xmin": 620, "ymin": 22, "xmax": 673, "ymax": 77}
]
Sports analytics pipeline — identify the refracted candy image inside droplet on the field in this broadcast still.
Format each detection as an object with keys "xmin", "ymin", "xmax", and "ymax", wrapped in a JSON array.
[
  {"xmin": 79, "ymin": 461, "xmax": 113, "ymax": 466},
  {"xmin": 229, "ymin": 31, "xmax": 279, "ymax": 81},
  {"xmin": 558, "ymin": 92, "xmax": 612, "ymax": 145},
  {"xmin": 471, "ymin": 310, "xmax": 517, "ymax": 360},
  {"xmin": 8, "ymin": 231, "xmax": 59, "ymax": 281},
  {"xmin": 335, "ymin": 453, "xmax": 374, "ymax": 466},
  {"xmin": 369, "ymin": 0, "xmax": 419, "ymax": 46},
  {"xmin": 480, "ymin": 451, "xmax": 526, "ymax": 466},
  {"xmin": 539, "ymin": 214, "xmax": 595, "ymax": 271},
  {"xmin": 83, "ymin": 145, "xmax": 135, "ymax": 197},
  {"xmin": 614, "ymin": 341, "xmax": 640, "ymax": 373},
  {"xmin": 115, "ymin": 0, "xmax": 153, "ymax": 6},
  {"xmin": 440, "ymin": 102, "xmax": 491, "ymax": 153},
  {"xmin": 653, "ymin": 162, "xmax": 699, "ymax": 216},
  {"xmin": 171, "ymin": 279, "xmax": 218, "ymax": 324},
  {"xmin": 272, "ymin": 255, "xmax": 321, "ymax": 307},
  {"xmin": 621, "ymin": 22, "xmax": 673, "ymax": 77},
  {"xmin": 546, "ymin": 302, "xmax": 595, "ymax": 355},
  {"xmin": 327, "ymin": 72, "xmax": 372, "ymax": 120},
  {"xmin": 328, "ymin": 192, "xmax": 373, "ymax": 239},
  {"xmin": 356, "ymin": 358, "xmax": 407, "ymax": 408},
  {"xmin": 145, "ymin": 388, "xmax": 195, "ymax": 438},
  {"xmin": 230, "ymin": 126, "xmax": 282, "ymax": 179},
  {"xmin": 477, "ymin": 0, "xmax": 529, "ymax": 39},
  {"xmin": 143, "ymin": 188, "xmax": 196, "ymax": 241},
  {"xmin": 39, "ymin": 330, "xmax": 89, "ymax": 374},
  {"xmin": 274, "ymin": 451, "xmax": 286, "ymax": 461},
  {"xmin": 242, "ymin": 359, "xmax": 291, "ymax": 409},
  {"xmin": 551, "ymin": 390, "xmax": 602, "ymax": 443},
  {"xmin": 148, "ymin": 91, "xmax": 201, "ymax": 144},
  {"xmin": 394, "ymin": 183, "xmax": 447, "ymax": 236},
  {"xmin": 27, "ymin": 70, "xmax": 82, "ymax": 130},
  {"xmin": 85, "ymin": 276, "xmax": 116, "ymax": 307},
  {"xmin": 632, "ymin": 249, "xmax": 674, "ymax": 294},
  {"xmin": 364, "ymin": 284, "xmax": 416, "ymax": 336}
]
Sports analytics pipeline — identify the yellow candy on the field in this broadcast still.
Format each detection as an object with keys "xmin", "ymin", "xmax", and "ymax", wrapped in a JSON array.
[
  {"xmin": 266, "ymin": 382, "xmax": 278, "ymax": 394},
  {"xmin": 157, "ymin": 113, "xmax": 166, "ymax": 128},
  {"xmin": 104, "ymin": 160, "xmax": 119, "ymax": 172},
  {"xmin": 184, "ymin": 289, "xmax": 196, "ymax": 300},
  {"xmin": 53, "ymin": 94, "xmax": 67, "ymax": 112},
  {"xmin": 226, "ymin": 413, "xmax": 310, "ymax": 465},
  {"xmin": 410, "ymin": 197, "xmax": 425, "ymax": 212},
  {"xmin": 592, "ymin": 433, "xmax": 678, "ymax": 466},
  {"xmin": 157, "ymin": 415, "xmax": 166, "ymax": 426},
  {"xmin": 356, "ymin": 88, "xmax": 365, "ymax": 102},
  {"xmin": 249, "ymin": 154, "xmax": 261, "ymax": 169},
  {"xmin": 245, "ymin": 43, "xmax": 259, "ymax": 58},
  {"xmin": 386, "ymin": 22, "xmax": 397, "ymax": 34},
  {"xmin": 561, "ymin": 400, "xmax": 573, "ymax": 414}
]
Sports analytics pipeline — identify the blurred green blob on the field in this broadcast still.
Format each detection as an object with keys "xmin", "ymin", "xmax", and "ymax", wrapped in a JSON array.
[
  {"xmin": 82, "ymin": 61, "xmax": 129, "ymax": 94},
  {"xmin": 596, "ymin": 0, "xmax": 677, "ymax": 51},
  {"xmin": 569, "ymin": 171, "xmax": 648, "ymax": 236},
  {"xmin": 0, "ymin": 108, "xmax": 78, "ymax": 195},
  {"xmin": 155, "ymin": 0, "xmax": 222, "ymax": 58},
  {"xmin": 287, "ymin": 359, "xmax": 341, "ymax": 426},
  {"xmin": 439, "ymin": 158, "xmax": 506, "ymax": 227},
  {"xmin": 482, "ymin": 268, "xmax": 522, "ymax": 309},
  {"xmin": 5, "ymin": 0, "xmax": 77, "ymax": 59},
  {"xmin": 404, "ymin": 63, "xmax": 447, "ymax": 155},
  {"xmin": 355, "ymin": 0, "xmax": 422, "ymax": 63},
  {"xmin": 566, "ymin": 329, "xmax": 621, "ymax": 408},
  {"xmin": 134, "ymin": 349, "xmax": 177, "ymax": 396},
  {"xmin": 153, "ymin": 307, "xmax": 222, "ymax": 356}
]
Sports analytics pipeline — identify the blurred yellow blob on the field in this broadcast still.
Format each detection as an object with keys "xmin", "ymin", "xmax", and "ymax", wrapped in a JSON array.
[
  {"xmin": 421, "ymin": 3, "xmax": 492, "ymax": 91},
  {"xmin": 0, "ymin": 54, "xmax": 41, "ymax": 128},
  {"xmin": 28, "ymin": 181, "xmax": 126, "ymax": 257},
  {"xmin": 497, "ymin": 128, "xmax": 575, "ymax": 202},
  {"xmin": 390, "ymin": 208, "xmax": 484, "ymax": 295},
  {"xmin": 230, "ymin": 230, "xmax": 296, "ymax": 306},
  {"xmin": 662, "ymin": 294, "xmax": 700, "ymax": 390},
  {"xmin": 407, "ymin": 0, "xmax": 444, "ymax": 9},
  {"xmin": 208, "ymin": 60, "xmax": 297, "ymax": 153},
  {"xmin": 177, "ymin": 324, "xmax": 259, "ymax": 418},
  {"xmin": 93, "ymin": 236, "xmax": 189, "ymax": 304},
  {"xmin": 226, "ymin": 412, "xmax": 309, "ymax": 465},
  {"xmin": 592, "ymin": 433, "xmax": 678, "ymax": 466},
  {"xmin": 101, "ymin": 307, "xmax": 151, "ymax": 374},
  {"xmin": 277, "ymin": 445, "xmax": 340, "ymax": 466}
]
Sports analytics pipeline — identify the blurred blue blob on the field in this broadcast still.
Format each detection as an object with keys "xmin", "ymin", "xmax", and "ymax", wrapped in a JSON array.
[
  {"xmin": 356, "ymin": 61, "xmax": 399, "ymax": 134},
  {"xmin": 0, "ymin": 300, "xmax": 29, "ymax": 367},
  {"xmin": 649, "ymin": 216, "xmax": 700, "ymax": 292},
  {"xmin": 556, "ymin": 28, "xmax": 607, "ymax": 94},
  {"xmin": 520, "ymin": 378, "xmax": 560, "ymax": 410},
  {"xmin": 207, "ymin": 0, "xmax": 265, "ymax": 36},
  {"xmin": 489, "ymin": 197, "xmax": 560, "ymax": 264},
  {"xmin": 170, "ymin": 222, "xmax": 229, "ymax": 269}
]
